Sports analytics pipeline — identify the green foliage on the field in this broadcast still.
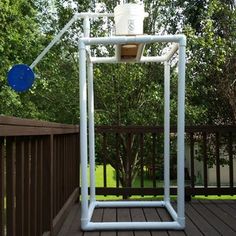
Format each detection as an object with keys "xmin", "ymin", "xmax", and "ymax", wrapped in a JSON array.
[{"xmin": 0, "ymin": 0, "xmax": 42, "ymax": 117}]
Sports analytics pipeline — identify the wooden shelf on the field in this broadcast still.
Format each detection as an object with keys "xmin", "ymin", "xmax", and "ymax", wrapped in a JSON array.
[{"xmin": 116, "ymin": 43, "xmax": 145, "ymax": 62}]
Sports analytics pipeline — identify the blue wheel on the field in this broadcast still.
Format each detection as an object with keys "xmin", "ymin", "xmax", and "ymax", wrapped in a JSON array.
[{"xmin": 7, "ymin": 64, "xmax": 35, "ymax": 92}]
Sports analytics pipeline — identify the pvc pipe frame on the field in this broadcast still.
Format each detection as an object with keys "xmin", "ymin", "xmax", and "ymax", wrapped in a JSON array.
[
  {"xmin": 27, "ymin": 12, "xmax": 186, "ymax": 231},
  {"xmin": 79, "ymin": 33, "xmax": 186, "ymax": 231}
]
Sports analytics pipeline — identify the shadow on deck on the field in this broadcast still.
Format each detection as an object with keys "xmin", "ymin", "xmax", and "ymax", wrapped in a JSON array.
[{"xmin": 58, "ymin": 200, "xmax": 236, "ymax": 236}]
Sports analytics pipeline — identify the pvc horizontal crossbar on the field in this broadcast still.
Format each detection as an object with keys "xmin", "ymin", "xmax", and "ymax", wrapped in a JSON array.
[
  {"xmin": 80, "ymin": 34, "xmax": 186, "ymax": 46},
  {"xmin": 82, "ymin": 36, "xmax": 182, "ymax": 63},
  {"xmin": 95, "ymin": 200, "xmax": 165, "ymax": 208},
  {"xmin": 84, "ymin": 221, "xmax": 183, "ymax": 231}
]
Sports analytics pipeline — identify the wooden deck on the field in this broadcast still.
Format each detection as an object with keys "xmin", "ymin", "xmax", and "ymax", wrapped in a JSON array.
[{"xmin": 58, "ymin": 200, "xmax": 236, "ymax": 236}]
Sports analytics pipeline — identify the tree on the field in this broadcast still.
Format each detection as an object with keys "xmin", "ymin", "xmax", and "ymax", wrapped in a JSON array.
[
  {"xmin": 0, "ymin": 0, "xmax": 43, "ymax": 117},
  {"xmin": 181, "ymin": 0, "xmax": 236, "ymax": 124}
]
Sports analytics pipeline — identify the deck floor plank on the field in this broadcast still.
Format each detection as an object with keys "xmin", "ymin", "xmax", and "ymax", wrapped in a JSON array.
[
  {"xmin": 202, "ymin": 200, "xmax": 236, "ymax": 232},
  {"xmin": 157, "ymin": 207, "xmax": 185, "ymax": 236},
  {"xmin": 187, "ymin": 202, "xmax": 221, "ymax": 235},
  {"xmin": 58, "ymin": 204, "xmax": 80, "ymax": 236},
  {"xmin": 214, "ymin": 202, "xmax": 236, "ymax": 219},
  {"xmin": 57, "ymin": 201, "xmax": 236, "ymax": 236},
  {"xmin": 191, "ymin": 201, "xmax": 235, "ymax": 235},
  {"xmin": 172, "ymin": 202, "xmax": 203, "ymax": 236},
  {"xmin": 66, "ymin": 204, "xmax": 83, "ymax": 236},
  {"xmin": 101, "ymin": 208, "xmax": 117, "ymax": 236},
  {"xmin": 117, "ymin": 208, "xmax": 133, "ymax": 236},
  {"xmin": 143, "ymin": 208, "xmax": 168, "ymax": 236},
  {"xmin": 83, "ymin": 208, "xmax": 103, "ymax": 236},
  {"xmin": 130, "ymin": 208, "xmax": 151, "ymax": 236}
]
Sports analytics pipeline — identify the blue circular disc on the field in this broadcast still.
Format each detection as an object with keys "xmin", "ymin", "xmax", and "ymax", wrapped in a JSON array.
[{"xmin": 7, "ymin": 64, "xmax": 35, "ymax": 92}]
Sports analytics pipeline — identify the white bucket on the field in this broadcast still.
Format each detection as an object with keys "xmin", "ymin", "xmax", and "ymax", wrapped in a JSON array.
[{"xmin": 114, "ymin": 3, "xmax": 148, "ymax": 35}]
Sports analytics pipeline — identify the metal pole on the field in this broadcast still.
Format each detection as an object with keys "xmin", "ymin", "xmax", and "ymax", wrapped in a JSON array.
[
  {"xmin": 164, "ymin": 61, "xmax": 170, "ymax": 203},
  {"xmin": 79, "ymin": 41, "xmax": 89, "ymax": 230},
  {"xmin": 177, "ymin": 40, "xmax": 186, "ymax": 228}
]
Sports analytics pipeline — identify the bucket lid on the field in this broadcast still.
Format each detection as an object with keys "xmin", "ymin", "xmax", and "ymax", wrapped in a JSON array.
[{"xmin": 114, "ymin": 3, "xmax": 146, "ymax": 16}]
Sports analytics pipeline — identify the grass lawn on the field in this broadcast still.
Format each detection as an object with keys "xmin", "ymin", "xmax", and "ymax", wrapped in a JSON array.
[{"xmin": 87, "ymin": 164, "xmax": 236, "ymax": 201}]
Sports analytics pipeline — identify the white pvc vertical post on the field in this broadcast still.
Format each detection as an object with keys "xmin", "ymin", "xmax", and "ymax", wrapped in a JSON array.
[
  {"xmin": 83, "ymin": 17, "xmax": 96, "ymax": 203},
  {"xmin": 88, "ymin": 62, "xmax": 96, "ymax": 203},
  {"xmin": 177, "ymin": 40, "xmax": 186, "ymax": 227},
  {"xmin": 164, "ymin": 61, "xmax": 170, "ymax": 203},
  {"xmin": 79, "ymin": 40, "xmax": 89, "ymax": 229}
]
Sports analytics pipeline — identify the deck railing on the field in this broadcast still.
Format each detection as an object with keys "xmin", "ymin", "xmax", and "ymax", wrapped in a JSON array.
[
  {"xmin": 95, "ymin": 125, "xmax": 236, "ymax": 197},
  {"xmin": 0, "ymin": 116, "xmax": 235, "ymax": 235},
  {"xmin": 0, "ymin": 116, "xmax": 80, "ymax": 236}
]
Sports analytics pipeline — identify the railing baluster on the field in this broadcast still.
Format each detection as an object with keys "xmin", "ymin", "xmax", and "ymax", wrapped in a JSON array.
[
  {"xmin": 190, "ymin": 133, "xmax": 195, "ymax": 188},
  {"xmin": 203, "ymin": 132, "xmax": 208, "ymax": 193},
  {"xmin": 42, "ymin": 135, "xmax": 53, "ymax": 233},
  {"xmin": 215, "ymin": 132, "xmax": 221, "ymax": 191},
  {"xmin": 127, "ymin": 133, "xmax": 132, "ymax": 188},
  {"xmin": 16, "ymin": 137, "xmax": 24, "ymax": 236},
  {"xmin": 65, "ymin": 135, "xmax": 69, "ymax": 199},
  {"xmin": 53, "ymin": 135, "xmax": 57, "ymax": 217},
  {"xmin": 59, "ymin": 135, "xmax": 62, "ymax": 210},
  {"xmin": 140, "ymin": 133, "xmax": 144, "ymax": 189},
  {"xmin": 30, "ymin": 137, "xmax": 37, "ymax": 236},
  {"xmin": 102, "ymin": 133, "xmax": 107, "ymax": 190},
  {"xmin": 24, "ymin": 137, "xmax": 30, "ymax": 236},
  {"xmin": 115, "ymin": 133, "xmax": 120, "ymax": 189},
  {"xmin": 6, "ymin": 137, "xmax": 16, "ymax": 236},
  {"xmin": 0, "ymin": 137, "xmax": 4, "ymax": 236},
  {"xmin": 228, "ymin": 132, "xmax": 233, "ymax": 190},
  {"xmin": 73, "ymin": 135, "xmax": 76, "ymax": 193},
  {"xmin": 56, "ymin": 136, "xmax": 60, "ymax": 214},
  {"xmin": 37, "ymin": 138, "xmax": 43, "ymax": 235},
  {"xmin": 152, "ymin": 133, "xmax": 156, "ymax": 188}
]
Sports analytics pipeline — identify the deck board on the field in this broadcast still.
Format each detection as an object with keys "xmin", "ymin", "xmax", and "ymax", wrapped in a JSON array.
[
  {"xmin": 101, "ymin": 208, "xmax": 117, "ymax": 236},
  {"xmin": 130, "ymin": 208, "xmax": 151, "ymax": 236},
  {"xmin": 117, "ymin": 208, "xmax": 133, "ymax": 236},
  {"xmin": 58, "ymin": 200, "xmax": 236, "ymax": 236},
  {"xmin": 191, "ymin": 201, "xmax": 235, "ymax": 235}
]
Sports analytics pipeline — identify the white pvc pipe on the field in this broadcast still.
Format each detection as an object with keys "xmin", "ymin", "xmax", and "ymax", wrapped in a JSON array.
[
  {"xmin": 177, "ymin": 43, "xmax": 186, "ymax": 228},
  {"xmin": 75, "ymin": 12, "xmax": 114, "ymax": 18},
  {"xmin": 83, "ymin": 16, "xmax": 90, "ymax": 38},
  {"xmin": 84, "ymin": 221, "xmax": 183, "ymax": 230},
  {"xmin": 165, "ymin": 201, "xmax": 177, "ymax": 221},
  {"xmin": 79, "ymin": 41, "xmax": 89, "ymax": 230},
  {"xmin": 96, "ymin": 200, "xmax": 165, "ymax": 208},
  {"xmin": 140, "ymin": 55, "xmax": 167, "ymax": 63},
  {"xmin": 165, "ymin": 43, "xmax": 179, "ymax": 61},
  {"xmin": 164, "ymin": 61, "xmax": 170, "ymax": 203},
  {"xmin": 88, "ymin": 62, "xmax": 96, "ymax": 203},
  {"xmin": 30, "ymin": 12, "xmax": 114, "ymax": 69},
  {"xmin": 88, "ymin": 201, "xmax": 96, "ymax": 222},
  {"xmin": 91, "ymin": 56, "xmax": 167, "ymax": 64},
  {"xmin": 83, "ymin": 17, "xmax": 96, "ymax": 204},
  {"xmin": 91, "ymin": 57, "xmax": 117, "ymax": 63},
  {"xmin": 30, "ymin": 14, "xmax": 78, "ymax": 69},
  {"xmin": 82, "ymin": 34, "xmax": 186, "ymax": 46}
]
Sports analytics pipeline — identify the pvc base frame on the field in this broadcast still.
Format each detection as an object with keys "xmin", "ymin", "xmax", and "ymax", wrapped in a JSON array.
[{"xmin": 81, "ymin": 200, "xmax": 185, "ymax": 231}]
